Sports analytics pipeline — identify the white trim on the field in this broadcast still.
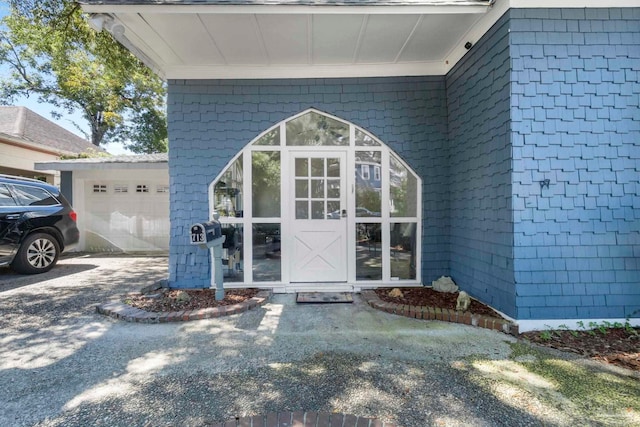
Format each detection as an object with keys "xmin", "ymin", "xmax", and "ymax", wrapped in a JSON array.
[
  {"xmin": 511, "ymin": 0, "xmax": 640, "ymax": 7},
  {"xmin": 35, "ymin": 161, "xmax": 167, "ymax": 171},
  {"xmin": 81, "ymin": 4, "xmax": 492, "ymax": 15},
  {"xmin": 518, "ymin": 318, "xmax": 640, "ymax": 333},
  {"xmin": 164, "ymin": 61, "xmax": 447, "ymax": 79}
]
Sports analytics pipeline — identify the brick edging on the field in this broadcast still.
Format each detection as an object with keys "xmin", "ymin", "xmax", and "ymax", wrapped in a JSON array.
[
  {"xmin": 220, "ymin": 411, "xmax": 394, "ymax": 427},
  {"xmin": 96, "ymin": 290, "xmax": 271, "ymax": 323},
  {"xmin": 361, "ymin": 290, "xmax": 519, "ymax": 335}
]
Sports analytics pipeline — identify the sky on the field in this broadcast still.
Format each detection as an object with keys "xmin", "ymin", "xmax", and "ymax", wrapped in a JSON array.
[{"xmin": 0, "ymin": 3, "xmax": 133, "ymax": 155}]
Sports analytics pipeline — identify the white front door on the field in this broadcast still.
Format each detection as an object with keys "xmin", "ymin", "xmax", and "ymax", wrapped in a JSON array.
[{"xmin": 290, "ymin": 152, "xmax": 347, "ymax": 282}]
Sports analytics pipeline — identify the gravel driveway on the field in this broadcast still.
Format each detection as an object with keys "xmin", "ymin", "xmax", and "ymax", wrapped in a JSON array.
[{"xmin": 1, "ymin": 255, "xmax": 638, "ymax": 427}]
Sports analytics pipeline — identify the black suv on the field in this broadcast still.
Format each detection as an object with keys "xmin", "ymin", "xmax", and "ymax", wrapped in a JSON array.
[{"xmin": 0, "ymin": 174, "xmax": 79, "ymax": 274}]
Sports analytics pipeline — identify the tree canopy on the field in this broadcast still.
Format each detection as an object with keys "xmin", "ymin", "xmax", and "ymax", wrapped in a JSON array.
[{"xmin": 0, "ymin": 0, "xmax": 167, "ymax": 153}]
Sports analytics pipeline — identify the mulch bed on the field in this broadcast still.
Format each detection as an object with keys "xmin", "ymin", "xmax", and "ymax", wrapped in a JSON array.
[
  {"xmin": 125, "ymin": 288, "xmax": 259, "ymax": 313},
  {"xmin": 520, "ymin": 327, "xmax": 640, "ymax": 372},
  {"xmin": 374, "ymin": 287, "xmax": 503, "ymax": 319}
]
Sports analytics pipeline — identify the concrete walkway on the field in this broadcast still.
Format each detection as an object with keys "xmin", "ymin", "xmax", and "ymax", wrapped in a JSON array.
[{"xmin": 1, "ymin": 254, "xmax": 638, "ymax": 427}]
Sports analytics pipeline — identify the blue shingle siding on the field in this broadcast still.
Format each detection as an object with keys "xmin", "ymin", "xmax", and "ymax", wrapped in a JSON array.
[
  {"xmin": 510, "ymin": 8, "xmax": 640, "ymax": 320},
  {"xmin": 167, "ymin": 77, "xmax": 450, "ymax": 288},
  {"xmin": 446, "ymin": 13, "xmax": 516, "ymax": 318},
  {"xmin": 165, "ymin": 7, "xmax": 640, "ymax": 322}
]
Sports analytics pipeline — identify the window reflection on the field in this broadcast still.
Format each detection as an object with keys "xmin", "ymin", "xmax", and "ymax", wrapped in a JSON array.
[
  {"xmin": 253, "ymin": 223, "xmax": 281, "ymax": 281},
  {"xmin": 253, "ymin": 127, "xmax": 280, "ymax": 146},
  {"xmin": 390, "ymin": 223, "xmax": 416, "ymax": 280},
  {"xmin": 356, "ymin": 223, "xmax": 382, "ymax": 280},
  {"xmin": 286, "ymin": 111, "xmax": 349, "ymax": 146},
  {"xmin": 252, "ymin": 151, "xmax": 280, "ymax": 217},
  {"xmin": 222, "ymin": 224, "xmax": 243, "ymax": 282},
  {"xmin": 355, "ymin": 151, "xmax": 381, "ymax": 217},
  {"xmin": 214, "ymin": 155, "xmax": 243, "ymax": 218},
  {"xmin": 390, "ymin": 154, "xmax": 417, "ymax": 217},
  {"xmin": 355, "ymin": 129, "xmax": 380, "ymax": 146}
]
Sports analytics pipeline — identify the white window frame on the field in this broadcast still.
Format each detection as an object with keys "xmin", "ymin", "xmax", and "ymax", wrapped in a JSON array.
[{"xmin": 208, "ymin": 108, "xmax": 422, "ymax": 289}]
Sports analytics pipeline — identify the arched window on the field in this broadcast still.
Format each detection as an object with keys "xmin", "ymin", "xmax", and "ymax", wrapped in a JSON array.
[{"xmin": 209, "ymin": 109, "xmax": 421, "ymax": 289}]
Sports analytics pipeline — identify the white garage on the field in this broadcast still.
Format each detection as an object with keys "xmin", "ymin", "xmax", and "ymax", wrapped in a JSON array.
[{"xmin": 35, "ymin": 154, "xmax": 169, "ymax": 252}]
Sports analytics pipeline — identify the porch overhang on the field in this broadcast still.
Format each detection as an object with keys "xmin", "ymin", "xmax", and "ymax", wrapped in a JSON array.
[{"xmin": 79, "ymin": 0, "xmax": 499, "ymax": 79}]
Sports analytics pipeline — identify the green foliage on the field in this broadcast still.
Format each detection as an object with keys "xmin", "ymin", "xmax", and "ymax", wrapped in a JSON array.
[
  {"xmin": 539, "ymin": 330, "xmax": 552, "ymax": 341},
  {"xmin": 251, "ymin": 151, "xmax": 281, "ymax": 217},
  {"xmin": 0, "ymin": 0, "xmax": 167, "ymax": 153}
]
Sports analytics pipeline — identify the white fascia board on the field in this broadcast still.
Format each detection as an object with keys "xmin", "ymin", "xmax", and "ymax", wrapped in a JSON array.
[
  {"xmin": 511, "ymin": 0, "xmax": 640, "ymax": 7},
  {"xmin": 34, "ymin": 161, "xmax": 168, "ymax": 171},
  {"xmin": 165, "ymin": 61, "xmax": 446, "ymax": 79},
  {"xmin": 81, "ymin": 4, "xmax": 491, "ymax": 15}
]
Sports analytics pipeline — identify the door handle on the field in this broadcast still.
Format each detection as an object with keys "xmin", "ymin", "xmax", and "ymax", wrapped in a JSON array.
[
  {"xmin": 5, "ymin": 214, "xmax": 21, "ymax": 220},
  {"xmin": 341, "ymin": 209, "xmax": 347, "ymax": 218}
]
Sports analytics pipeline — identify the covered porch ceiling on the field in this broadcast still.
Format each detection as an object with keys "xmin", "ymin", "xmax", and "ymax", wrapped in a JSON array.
[{"xmin": 80, "ymin": 1, "xmax": 507, "ymax": 79}]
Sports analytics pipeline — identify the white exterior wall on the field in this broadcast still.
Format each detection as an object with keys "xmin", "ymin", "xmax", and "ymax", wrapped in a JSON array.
[
  {"xmin": 73, "ymin": 168, "xmax": 170, "ymax": 252},
  {"xmin": 0, "ymin": 143, "xmax": 60, "ymax": 185}
]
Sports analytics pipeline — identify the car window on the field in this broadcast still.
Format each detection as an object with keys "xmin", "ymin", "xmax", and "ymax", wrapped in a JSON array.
[
  {"xmin": 0, "ymin": 184, "xmax": 18, "ymax": 207},
  {"xmin": 11, "ymin": 184, "xmax": 60, "ymax": 206}
]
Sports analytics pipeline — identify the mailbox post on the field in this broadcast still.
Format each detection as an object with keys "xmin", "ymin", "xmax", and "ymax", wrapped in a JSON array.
[{"xmin": 190, "ymin": 216, "xmax": 226, "ymax": 300}]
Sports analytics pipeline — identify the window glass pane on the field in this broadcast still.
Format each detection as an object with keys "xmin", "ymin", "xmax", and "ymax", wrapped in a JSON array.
[
  {"xmin": 295, "ymin": 180, "xmax": 308, "ymax": 198},
  {"xmin": 296, "ymin": 201, "xmax": 308, "ymax": 219},
  {"xmin": 327, "ymin": 180, "xmax": 340, "ymax": 198},
  {"xmin": 252, "ymin": 152, "xmax": 281, "ymax": 217},
  {"xmin": 390, "ymin": 154, "xmax": 417, "ymax": 217},
  {"xmin": 12, "ymin": 185, "xmax": 58, "ymax": 206},
  {"xmin": 253, "ymin": 127, "xmax": 280, "ymax": 146},
  {"xmin": 311, "ymin": 201, "xmax": 324, "ymax": 219},
  {"xmin": 390, "ymin": 223, "xmax": 416, "ymax": 280},
  {"xmin": 327, "ymin": 201, "xmax": 341, "ymax": 219},
  {"xmin": 356, "ymin": 151, "xmax": 381, "ymax": 217},
  {"xmin": 311, "ymin": 179, "xmax": 324, "ymax": 198},
  {"xmin": 356, "ymin": 223, "xmax": 382, "ymax": 280},
  {"xmin": 327, "ymin": 158, "xmax": 340, "ymax": 177},
  {"xmin": 221, "ymin": 224, "xmax": 243, "ymax": 282},
  {"xmin": 295, "ymin": 158, "xmax": 308, "ymax": 177},
  {"xmin": 214, "ymin": 155, "xmax": 243, "ymax": 218},
  {"xmin": 0, "ymin": 185, "xmax": 17, "ymax": 206},
  {"xmin": 355, "ymin": 129, "xmax": 380, "ymax": 146},
  {"xmin": 311, "ymin": 158, "xmax": 324, "ymax": 177},
  {"xmin": 286, "ymin": 111, "xmax": 349, "ymax": 146},
  {"xmin": 253, "ymin": 223, "xmax": 281, "ymax": 282}
]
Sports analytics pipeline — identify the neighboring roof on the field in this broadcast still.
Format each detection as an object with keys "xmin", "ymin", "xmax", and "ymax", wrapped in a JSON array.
[
  {"xmin": 0, "ymin": 106, "xmax": 102, "ymax": 155},
  {"xmin": 80, "ymin": 1, "xmax": 490, "ymax": 5},
  {"xmin": 34, "ymin": 153, "xmax": 168, "ymax": 171}
]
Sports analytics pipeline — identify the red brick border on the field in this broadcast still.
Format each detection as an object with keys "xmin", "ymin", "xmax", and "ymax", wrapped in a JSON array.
[
  {"xmin": 360, "ymin": 290, "xmax": 519, "ymax": 335},
  {"xmin": 217, "ymin": 412, "xmax": 394, "ymax": 427},
  {"xmin": 96, "ymin": 290, "xmax": 271, "ymax": 323}
]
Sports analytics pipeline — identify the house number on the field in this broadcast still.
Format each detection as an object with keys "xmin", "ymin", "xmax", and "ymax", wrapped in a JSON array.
[{"xmin": 190, "ymin": 226, "xmax": 205, "ymax": 243}]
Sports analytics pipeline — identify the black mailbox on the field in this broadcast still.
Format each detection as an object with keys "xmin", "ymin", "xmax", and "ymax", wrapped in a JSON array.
[{"xmin": 190, "ymin": 221, "xmax": 222, "ymax": 245}]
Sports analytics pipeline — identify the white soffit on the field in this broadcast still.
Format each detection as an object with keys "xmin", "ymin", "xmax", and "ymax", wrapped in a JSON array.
[{"xmin": 81, "ymin": 0, "xmax": 639, "ymax": 79}]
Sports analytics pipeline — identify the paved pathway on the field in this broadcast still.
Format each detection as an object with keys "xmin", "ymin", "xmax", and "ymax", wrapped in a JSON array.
[{"xmin": 1, "ymin": 254, "xmax": 637, "ymax": 427}]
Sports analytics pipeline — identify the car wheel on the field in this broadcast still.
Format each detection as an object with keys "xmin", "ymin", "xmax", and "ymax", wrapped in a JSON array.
[{"xmin": 11, "ymin": 233, "xmax": 60, "ymax": 274}]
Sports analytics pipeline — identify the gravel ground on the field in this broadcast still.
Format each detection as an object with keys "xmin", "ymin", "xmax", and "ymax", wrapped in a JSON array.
[{"xmin": 0, "ymin": 254, "xmax": 638, "ymax": 427}]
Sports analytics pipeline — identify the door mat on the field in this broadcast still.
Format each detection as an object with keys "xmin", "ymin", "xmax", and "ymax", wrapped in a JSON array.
[{"xmin": 296, "ymin": 292, "xmax": 354, "ymax": 304}]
